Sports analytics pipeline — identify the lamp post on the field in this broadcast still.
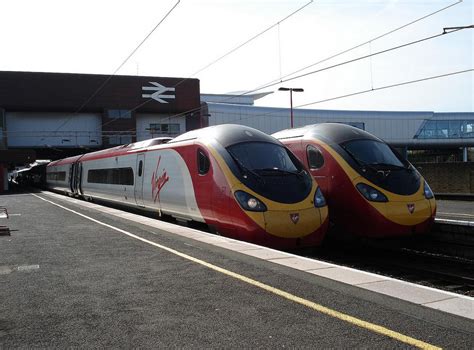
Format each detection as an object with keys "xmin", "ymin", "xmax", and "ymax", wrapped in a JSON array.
[{"xmin": 278, "ymin": 87, "xmax": 304, "ymax": 128}]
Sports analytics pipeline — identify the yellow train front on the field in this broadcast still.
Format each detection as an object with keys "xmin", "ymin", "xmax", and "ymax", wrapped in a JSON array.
[{"xmin": 273, "ymin": 123, "xmax": 436, "ymax": 238}]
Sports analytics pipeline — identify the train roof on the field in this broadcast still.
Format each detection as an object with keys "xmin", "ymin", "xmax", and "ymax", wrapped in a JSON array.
[
  {"xmin": 47, "ymin": 137, "xmax": 174, "ymax": 166},
  {"xmin": 272, "ymin": 123, "xmax": 383, "ymax": 145},
  {"xmin": 48, "ymin": 154, "xmax": 84, "ymax": 167},
  {"xmin": 47, "ymin": 125, "xmax": 283, "ymax": 166},
  {"xmin": 169, "ymin": 124, "xmax": 282, "ymax": 148}
]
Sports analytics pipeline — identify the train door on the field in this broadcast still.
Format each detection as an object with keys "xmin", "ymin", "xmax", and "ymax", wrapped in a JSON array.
[
  {"xmin": 69, "ymin": 162, "xmax": 81, "ymax": 196},
  {"xmin": 77, "ymin": 162, "xmax": 83, "ymax": 195},
  {"xmin": 73, "ymin": 162, "xmax": 80, "ymax": 196},
  {"xmin": 69, "ymin": 164, "xmax": 74, "ymax": 193},
  {"xmin": 135, "ymin": 153, "xmax": 145, "ymax": 207}
]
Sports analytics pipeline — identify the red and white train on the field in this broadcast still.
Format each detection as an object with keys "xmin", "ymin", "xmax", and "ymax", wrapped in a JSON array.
[
  {"xmin": 46, "ymin": 124, "xmax": 329, "ymax": 249},
  {"xmin": 273, "ymin": 123, "xmax": 436, "ymax": 238}
]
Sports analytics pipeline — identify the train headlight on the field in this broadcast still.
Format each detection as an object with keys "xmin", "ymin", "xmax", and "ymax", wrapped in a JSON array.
[
  {"xmin": 314, "ymin": 187, "xmax": 327, "ymax": 208},
  {"xmin": 424, "ymin": 181, "xmax": 434, "ymax": 199},
  {"xmin": 356, "ymin": 183, "xmax": 388, "ymax": 202},
  {"xmin": 234, "ymin": 191, "xmax": 267, "ymax": 212}
]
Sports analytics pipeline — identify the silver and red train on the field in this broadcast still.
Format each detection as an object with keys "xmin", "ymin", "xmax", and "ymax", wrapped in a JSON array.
[
  {"xmin": 273, "ymin": 123, "xmax": 436, "ymax": 238},
  {"xmin": 46, "ymin": 124, "xmax": 329, "ymax": 249}
]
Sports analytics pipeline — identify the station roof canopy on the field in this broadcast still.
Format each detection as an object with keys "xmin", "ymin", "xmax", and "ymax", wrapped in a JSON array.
[{"xmin": 201, "ymin": 91, "xmax": 273, "ymax": 106}]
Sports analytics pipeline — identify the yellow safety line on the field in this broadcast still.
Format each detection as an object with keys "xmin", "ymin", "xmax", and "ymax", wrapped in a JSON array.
[{"xmin": 32, "ymin": 193, "xmax": 442, "ymax": 350}]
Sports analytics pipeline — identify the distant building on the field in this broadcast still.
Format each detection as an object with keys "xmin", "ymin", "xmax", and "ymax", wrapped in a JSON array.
[
  {"xmin": 0, "ymin": 70, "xmax": 203, "ymax": 192},
  {"xmin": 201, "ymin": 92, "xmax": 474, "ymax": 161}
]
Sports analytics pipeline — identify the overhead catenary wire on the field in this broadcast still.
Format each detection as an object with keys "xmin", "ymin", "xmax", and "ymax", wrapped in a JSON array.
[
  {"xmin": 179, "ymin": 0, "xmax": 314, "ymax": 83},
  {"xmin": 54, "ymin": 0, "xmax": 181, "ymax": 132},
  {"xmin": 194, "ymin": 0, "xmax": 464, "ymax": 107},
  {"xmin": 298, "ymin": 68, "xmax": 474, "ymax": 108},
  {"xmin": 101, "ymin": 0, "xmax": 315, "ymax": 130},
  {"xmin": 103, "ymin": 0, "xmax": 466, "ymax": 135},
  {"xmin": 129, "ymin": 0, "xmax": 464, "ymax": 127},
  {"xmin": 133, "ymin": 23, "xmax": 472, "ymax": 127},
  {"xmin": 270, "ymin": 0, "xmax": 463, "ymax": 84},
  {"xmin": 239, "ymin": 26, "xmax": 470, "ymax": 96}
]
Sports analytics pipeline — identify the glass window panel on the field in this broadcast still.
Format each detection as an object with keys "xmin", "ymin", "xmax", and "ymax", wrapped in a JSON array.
[
  {"xmin": 414, "ymin": 120, "xmax": 474, "ymax": 139},
  {"xmin": 88, "ymin": 168, "xmax": 134, "ymax": 185},
  {"xmin": 119, "ymin": 110, "xmax": 131, "ymax": 119},
  {"xmin": 227, "ymin": 142, "xmax": 300, "ymax": 172},
  {"xmin": 197, "ymin": 149, "xmax": 210, "ymax": 175},
  {"xmin": 342, "ymin": 140, "xmax": 405, "ymax": 167},
  {"xmin": 424, "ymin": 120, "xmax": 436, "ymax": 130},
  {"xmin": 436, "ymin": 121, "xmax": 449, "ymax": 138},
  {"xmin": 463, "ymin": 121, "xmax": 474, "ymax": 136},
  {"xmin": 121, "ymin": 135, "xmax": 132, "ymax": 144},
  {"xmin": 107, "ymin": 109, "xmax": 131, "ymax": 119},
  {"xmin": 108, "ymin": 135, "xmax": 120, "ymax": 145},
  {"xmin": 169, "ymin": 124, "xmax": 180, "ymax": 133},
  {"xmin": 307, "ymin": 145, "xmax": 324, "ymax": 169},
  {"xmin": 448, "ymin": 121, "xmax": 462, "ymax": 138}
]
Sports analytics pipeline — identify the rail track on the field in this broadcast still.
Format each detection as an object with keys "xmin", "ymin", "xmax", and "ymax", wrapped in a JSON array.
[{"xmin": 305, "ymin": 233, "xmax": 474, "ymax": 297}]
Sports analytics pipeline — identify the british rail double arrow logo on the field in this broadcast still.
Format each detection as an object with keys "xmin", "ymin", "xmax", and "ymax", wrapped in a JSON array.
[{"xmin": 142, "ymin": 82, "xmax": 176, "ymax": 103}]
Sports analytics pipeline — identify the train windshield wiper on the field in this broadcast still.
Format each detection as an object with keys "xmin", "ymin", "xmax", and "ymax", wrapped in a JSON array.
[
  {"xmin": 255, "ymin": 167, "xmax": 303, "ymax": 178},
  {"xmin": 227, "ymin": 151, "xmax": 263, "ymax": 181},
  {"xmin": 371, "ymin": 162, "xmax": 407, "ymax": 170},
  {"xmin": 341, "ymin": 146, "xmax": 378, "ymax": 173}
]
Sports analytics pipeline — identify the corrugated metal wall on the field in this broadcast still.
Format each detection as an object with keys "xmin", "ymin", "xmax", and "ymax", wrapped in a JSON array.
[{"xmin": 6, "ymin": 112, "xmax": 102, "ymax": 147}]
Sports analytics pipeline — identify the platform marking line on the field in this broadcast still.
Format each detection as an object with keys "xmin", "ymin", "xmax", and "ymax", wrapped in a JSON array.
[
  {"xmin": 32, "ymin": 194, "xmax": 441, "ymax": 350},
  {"xmin": 41, "ymin": 191, "xmax": 474, "ymax": 303},
  {"xmin": 437, "ymin": 212, "xmax": 474, "ymax": 218},
  {"xmin": 436, "ymin": 218, "xmax": 473, "ymax": 225}
]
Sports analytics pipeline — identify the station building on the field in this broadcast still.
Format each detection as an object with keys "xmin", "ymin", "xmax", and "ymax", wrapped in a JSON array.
[
  {"xmin": 0, "ymin": 71, "xmax": 204, "ymax": 192},
  {"xmin": 202, "ymin": 92, "xmax": 474, "ymax": 160}
]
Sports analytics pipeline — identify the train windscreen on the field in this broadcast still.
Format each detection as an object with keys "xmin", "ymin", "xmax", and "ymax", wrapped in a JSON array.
[
  {"xmin": 342, "ymin": 139, "xmax": 405, "ymax": 168},
  {"xmin": 227, "ymin": 142, "xmax": 300, "ymax": 173},
  {"xmin": 226, "ymin": 142, "xmax": 312, "ymax": 203}
]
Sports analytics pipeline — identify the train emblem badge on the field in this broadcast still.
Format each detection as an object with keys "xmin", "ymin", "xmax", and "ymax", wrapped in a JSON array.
[
  {"xmin": 290, "ymin": 213, "xmax": 300, "ymax": 224},
  {"xmin": 407, "ymin": 203, "xmax": 415, "ymax": 214}
]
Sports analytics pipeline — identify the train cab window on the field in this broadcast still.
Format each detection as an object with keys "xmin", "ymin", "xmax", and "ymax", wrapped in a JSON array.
[
  {"xmin": 197, "ymin": 149, "xmax": 210, "ymax": 175},
  {"xmin": 138, "ymin": 160, "xmax": 143, "ymax": 177},
  {"xmin": 343, "ymin": 140, "xmax": 405, "ymax": 167},
  {"xmin": 307, "ymin": 145, "xmax": 324, "ymax": 169}
]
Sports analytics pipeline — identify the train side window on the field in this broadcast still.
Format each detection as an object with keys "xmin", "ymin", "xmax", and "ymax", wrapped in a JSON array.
[
  {"xmin": 198, "ymin": 149, "xmax": 210, "ymax": 175},
  {"xmin": 88, "ymin": 168, "xmax": 134, "ymax": 185},
  {"xmin": 307, "ymin": 145, "xmax": 324, "ymax": 169},
  {"xmin": 138, "ymin": 160, "xmax": 143, "ymax": 177}
]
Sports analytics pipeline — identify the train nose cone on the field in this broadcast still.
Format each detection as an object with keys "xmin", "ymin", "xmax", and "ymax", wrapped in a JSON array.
[{"xmin": 263, "ymin": 207, "xmax": 323, "ymax": 238}]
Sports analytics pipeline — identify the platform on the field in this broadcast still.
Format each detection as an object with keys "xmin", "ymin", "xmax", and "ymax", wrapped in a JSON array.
[
  {"xmin": 436, "ymin": 199, "xmax": 474, "ymax": 224},
  {"xmin": 0, "ymin": 192, "xmax": 473, "ymax": 348}
]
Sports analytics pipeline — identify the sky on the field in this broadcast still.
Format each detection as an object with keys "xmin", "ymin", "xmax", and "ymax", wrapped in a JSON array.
[{"xmin": 1, "ymin": 0, "xmax": 472, "ymax": 112}]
